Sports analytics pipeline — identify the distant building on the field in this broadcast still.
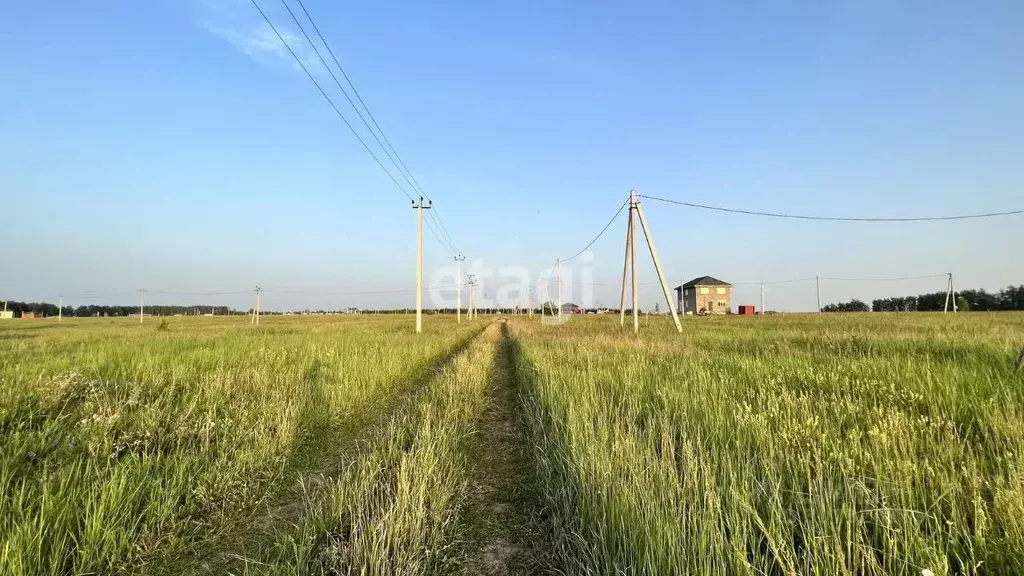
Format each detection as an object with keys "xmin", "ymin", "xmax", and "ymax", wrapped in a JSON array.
[
  {"xmin": 0, "ymin": 311, "xmax": 13, "ymax": 320},
  {"xmin": 674, "ymin": 276, "xmax": 732, "ymax": 315},
  {"xmin": 561, "ymin": 302, "xmax": 581, "ymax": 315},
  {"xmin": 21, "ymin": 312, "xmax": 37, "ymax": 319}
]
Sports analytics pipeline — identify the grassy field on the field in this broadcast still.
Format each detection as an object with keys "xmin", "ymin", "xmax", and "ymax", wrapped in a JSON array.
[{"xmin": 2, "ymin": 313, "xmax": 1023, "ymax": 575}]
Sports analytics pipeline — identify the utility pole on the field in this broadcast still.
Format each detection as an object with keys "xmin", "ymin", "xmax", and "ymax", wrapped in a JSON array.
[
  {"xmin": 815, "ymin": 276, "xmax": 821, "ymax": 314},
  {"xmin": 556, "ymin": 258, "xmax": 562, "ymax": 321},
  {"xmin": 139, "ymin": 289, "xmax": 146, "ymax": 323},
  {"xmin": 252, "ymin": 286, "xmax": 262, "ymax": 326},
  {"xmin": 630, "ymin": 192, "xmax": 639, "ymax": 333},
  {"xmin": 617, "ymin": 190, "xmax": 643, "ymax": 333},
  {"xmin": 943, "ymin": 274, "xmax": 951, "ymax": 313},
  {"xmin": 620, "ymin": 202, "xmax": 634, "ymax": 327},
  {"xmin": 951, "ymin": 273, "xmax": 957, "ymax": 313},
  {"xmin": 455, "ymin": 255, "xmax": 465, "ymax": 323},
  {"xmin": 58, "ymin": 295, "xmax": 63, "ymax": 323},
  {"xmin": 412, "ymin": 198, "xmax": 432, "ymax": 333},
  {"xmin": 760, "ymin": 283, "xmax": 764, "ymax": 316},
  {"xmin": 467, "ymin": 274, "xmax": 476, "ymax": 320},
  {"xmin": 634, "ymin": 194, "xmax": 682, "ymax": 333}
]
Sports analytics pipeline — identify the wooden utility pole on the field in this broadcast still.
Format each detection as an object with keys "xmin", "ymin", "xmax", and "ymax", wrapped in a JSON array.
[
  {"xmin": 634, "ymin": 197, "xmax": 682, "ymax": 333},
  {"xmin": 815, "ymin": 276, "xmax": 821, "ymax": 314},
  {"xmin": 455, "ymin": 255, "xmax": 465, "ymax": 323},
  {"xmin": 630, "ymin": 192, "xmax": 639, "ymax": 333},
  {"xmin": 619, "ymin": 203, "xmax": 633, "ymax": 327},
  {"xmin": 413, "ymin": 198, "xmax": 432, "ymax": 334},
  {"xmin": 139, "ymin": 289, "xmax": 146, "ymax": 323}
]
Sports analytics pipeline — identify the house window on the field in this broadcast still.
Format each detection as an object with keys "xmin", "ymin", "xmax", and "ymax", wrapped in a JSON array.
[
  {"xmin": 685, "ymin": 289, "xmax": 691, "ymax": 296},
  {"xmin": 717, "ymin": 301, "xmax": 726, "ymax": 307},
  {"xmin": 716, "ymin": 287, "xmax": 726, "ymax": 295},
  {"xmin": 699, "ymin": 287, "xmax": 709, "ymax": 295}
]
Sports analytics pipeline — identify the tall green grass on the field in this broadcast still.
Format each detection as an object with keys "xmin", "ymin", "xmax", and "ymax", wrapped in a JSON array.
[
  {"xmin": 511, "ymin": 313, "xmax": 1024, "ymax": 575},
  {"xmin": 0, "ymin": 315, "xmax": 483, "ymax": 575},
  {"xmin": 244, "ymin": 323, "xmax": 502, "ymax": 575}
]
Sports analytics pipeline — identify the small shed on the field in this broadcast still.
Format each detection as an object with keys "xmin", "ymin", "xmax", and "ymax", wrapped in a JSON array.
[
  {"xmin": 21, "ymin": 312, "xmax": 37, "ymax": 319},
  {"xmin": 738, "ymin": 305, "xmax": 756, "ymax": 316}
]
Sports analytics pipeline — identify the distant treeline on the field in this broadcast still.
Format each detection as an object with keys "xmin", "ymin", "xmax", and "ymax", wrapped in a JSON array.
[
  {"xmin": 824, "ymin": 285, "xmax": 1024, "ymax": 313},
  {"xmin": 1, "ymin": 302, "xmax": 241, "ymax": 318},
  {"xmin": 1, "ymin": 302, "xmax": 626, "ymax": 318}
]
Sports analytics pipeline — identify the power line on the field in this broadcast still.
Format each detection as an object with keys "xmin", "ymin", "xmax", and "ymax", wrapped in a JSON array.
[
  {"xmin": 262, "ymin": 282, "xmax": 468, "ymax": 296},
  {"xmin": 820, "ymin": 273, "xmax": 947, "ymax": 282},
  {"xmin": 247, "ymin": 0, "xmax": 455, "ymax": 255},
  {"xmin": 638, "ymin": 194, "xmax": 1024, "ymax": 222},
  {"xmin": 287, "ymin": 0, "xmax": 462, "ymax": 255},
  {"xmin": 560, "ymin": 197, "xmax": 630, "ymax": 261},
  {"xmin": 731, "ymin": 273, "xmax": 947, "ymax": 286}
]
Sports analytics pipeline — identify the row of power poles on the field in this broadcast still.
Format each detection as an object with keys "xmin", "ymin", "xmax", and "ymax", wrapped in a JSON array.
[{"xmin": 410, "ymin": 191, "xmax": 965, "ymax": 334}]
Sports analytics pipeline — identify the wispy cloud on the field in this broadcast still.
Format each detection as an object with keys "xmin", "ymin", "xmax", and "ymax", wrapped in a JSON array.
[{"xmin": 198, "ymin": 0, "xmax": 321, "ymax": 71}]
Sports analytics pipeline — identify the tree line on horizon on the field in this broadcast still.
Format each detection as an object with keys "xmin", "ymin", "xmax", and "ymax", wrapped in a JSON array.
[
  {"xmin": 824, "ymin": 285, "xmax": 1024, "ymax": 313},
  {"xmin": 0, "ymin": 303, "xmax": 239, "ymax": 318}
]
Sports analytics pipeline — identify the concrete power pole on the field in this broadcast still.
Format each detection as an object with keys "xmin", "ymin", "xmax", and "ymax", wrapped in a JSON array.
[
  {"xmin": 619, "ymin": 202, "xmax": 634, "ymax": 327},
  {"xmin": 455, "ymin": 255, "xmax": 465, "ymax": 323},
  {"xmin": 630, "ymin": 192, "xmax": 639, "ymax": 333},
  {"xmin": 252, "ymin": 286, "xmax": 262, "ymax": 326},
  {"xmin": 617, "ymin": 191, "xmax": 641, "ymax": 333},
  {"xmin": 413, "ymin": 198, "xmax": 432, "ymax": 334},
  {"xmin": 139, "ymin": 289, "xmax": 146, "ymax": 323},
  {"xmin": 951, "ymin": 273, "xmax": 958, "ymax": 313},
  {"xmin": 58, "ymin": 295, "xmax": 63, "ymax": 323},
  {"xmin": 556, "ymin": 258, "xmax": 562, "ymax": 321},
  {"xmin": 816, "ymin": 276, "xmax": 821, "ymax": 314},
  {"xmin": 634, "ymin": 196, "xmax": 682, "ymax": 333},
  {"xmin": 944, "ymin": 272, "xmax": 959, "ymax": 314}
]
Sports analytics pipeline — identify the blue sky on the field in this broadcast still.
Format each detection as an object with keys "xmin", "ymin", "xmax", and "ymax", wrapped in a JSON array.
[{"xmin": 2, "ymin": 0, "xmax": 1022, "ymax": 312}]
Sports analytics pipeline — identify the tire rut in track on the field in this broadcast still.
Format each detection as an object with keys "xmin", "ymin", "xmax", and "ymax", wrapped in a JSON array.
[
  {"xmin": 172, "ymin": 325, "xmax": 490, "ymax": 576},
  {"xmin": 458, "ymin": 320, "xmax": 554, "ymax": 575}
]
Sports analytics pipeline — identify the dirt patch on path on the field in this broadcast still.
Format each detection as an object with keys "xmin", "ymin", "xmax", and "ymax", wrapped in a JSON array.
[{"xmin": 458, "ymin": 321, "xmax": 555, "ymax": 575}]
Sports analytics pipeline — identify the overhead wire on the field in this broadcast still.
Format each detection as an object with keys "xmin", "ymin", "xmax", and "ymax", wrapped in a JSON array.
[
  {"xmin": 286, "ymin": 0, "xmax": 462, "ymax": 255},
  {"xmin": 731, "ymin": 273, "xmax": 947, "ymax": 286},
  {"xmin": 638, "ymin": 194, "xmax": 1024, "ymax": 222},
  {"xmin": 261, "ymin": 283, "xmax": 468, "ymax": 295},
  {"xmin": 248, "ymin": 0, "xmax": 456, "ymax": 255},
  {"xmin": 559, "ymin": 197, "xmax": 630, "ymax": 261}
]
